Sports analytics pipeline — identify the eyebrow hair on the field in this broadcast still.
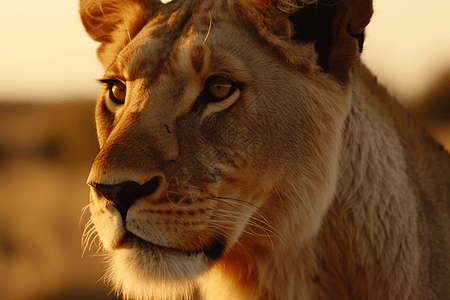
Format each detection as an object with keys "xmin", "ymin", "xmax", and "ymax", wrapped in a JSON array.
[
  {"xmin": 203, "ymin": 10, "xmax": 212, "ymax": 44},
  {"xmin": 102, "ymin": 64, "xmax": 125, "ymax": 82},
  {"xmin": 105, "ymin": 63, "xmax": 120, "ymax": 76},
  {"xmin": 104, "ymin": 52, "xmax": 131, "ymax": 81}
]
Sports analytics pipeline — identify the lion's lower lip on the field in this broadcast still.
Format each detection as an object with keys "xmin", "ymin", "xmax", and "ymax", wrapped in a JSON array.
[
  {"xmin": 119, "ymin": 231, "xmax": 225, "ymax": 260},
  {"xmin": 120, "ymin": 231, "xmax": 198, "ymax": 255}
]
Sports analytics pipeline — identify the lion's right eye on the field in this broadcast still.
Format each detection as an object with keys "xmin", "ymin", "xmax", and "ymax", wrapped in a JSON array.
[
  {"xmin": 206, "ymin": 76, "xmax": 237, "ymax": 103},
  {"xmin": 101, "ymin": 79, "xmax": 127, "ymax": 105},
  {"xmin": 109, "ymin": 81, "xmax": 126, "ymax": 105}
]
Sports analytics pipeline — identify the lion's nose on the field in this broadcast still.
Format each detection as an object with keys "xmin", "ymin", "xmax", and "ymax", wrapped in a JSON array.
[{"xmin": 90, "ymin": 176, "xmax": 161, "ymax": 219}]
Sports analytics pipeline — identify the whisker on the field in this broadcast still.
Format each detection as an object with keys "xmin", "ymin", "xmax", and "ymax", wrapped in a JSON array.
[
  {"xmin": 206, "ymin": 201, "xmax": 281, "ymax": 238},
  {"xmin": 186, "ymin": 195, "xmax": 283, "ymax": 248},
  {"xmin": 213, "ymin": 221, "xmax": 274, "ymax": 249},
  {"xmin": 81, "ymin": 218, "xmax": 106, "ymax": 258},
  {"xmin": 82, "ymin": 226, "xmax": 99, "ymax": 257},
  {"xmin": 90, "ymin": 232, "xmax": 101, "ymax": 252},
  {"xmin": 216, "ymin": 209, "xmax": 273, "ymax": 228},
  {"xmin": 210, "ymin": 216, "xmax": 278, "ymax": 242},
  {"xmin": 83, "ymin": 248, "xmax": 108, "ymax": 261},
  {"xmin": 211, "ymin": 215, "xmax": 277, "ymax": 236},
  {"xmin": 81, "ymin": 220, "xmax": 95, "ymax": 247},
  {"xmin": 203, "ymin": 10, "xmax": 212, "ymax": 44},
  {"xmin": 275, "ymin": 188, "xmax": 283, "ymax": 204},
  {"xmin": 210, "ymin": 196, "xmax": 274, "ymax": 228},
  {"xmin": 206, "ymin": 202, "xmax": 283, "ymax": 247},
  {"xmin": 203, "ymin": 226, "xmax": 248, "ymax": 254},
  {"xmin": 79, "ymin": 204, "xmax": 90, "ymax": 228},
  {"xmin": 196, "ymin": 234, "xmax": 210, "ymax": 250}
]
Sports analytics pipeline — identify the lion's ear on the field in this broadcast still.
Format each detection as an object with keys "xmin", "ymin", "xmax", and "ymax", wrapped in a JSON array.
[
  {"xmin": 289, "ymin": 0, "xmax": 372, "ymax": 77},
  {"xmin": 243, "ymin": 0, "xmax": 373, "ymax": 84},
  {"xmin": 79, "ymin": 0, "xmax": 158, "ymax": 67}
]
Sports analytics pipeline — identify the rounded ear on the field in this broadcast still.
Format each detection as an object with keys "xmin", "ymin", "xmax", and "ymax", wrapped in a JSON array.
[
  {"xmin": 79, "ymin": 0, "xmax": 159, "ymax": 67},
  {"xmin": 343, "ymin": 0, "xmax": 374, "ymax": 36},
  {"xmin": 242, "ymin": 0, "xmax": 373, "ymax": 84},
  {"xmin": 79, "ymin": 0, "xmax": 148, "ymax": 43}
]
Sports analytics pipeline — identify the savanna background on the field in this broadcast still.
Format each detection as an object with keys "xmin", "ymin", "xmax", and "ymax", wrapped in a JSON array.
[{"xmin": 0, "ymin": 0, "xmax": 449, "ymax": 299}]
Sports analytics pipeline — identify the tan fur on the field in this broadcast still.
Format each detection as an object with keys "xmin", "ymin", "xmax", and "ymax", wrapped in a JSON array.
[{"xmin": 80, "ymin": 0, "xmax": 450, "ymax": 299}]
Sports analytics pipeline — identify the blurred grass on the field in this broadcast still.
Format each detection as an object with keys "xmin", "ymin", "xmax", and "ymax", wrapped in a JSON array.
[{"xmin": 0, "ymin": 101, "xmax": 118, "ymax": 300}]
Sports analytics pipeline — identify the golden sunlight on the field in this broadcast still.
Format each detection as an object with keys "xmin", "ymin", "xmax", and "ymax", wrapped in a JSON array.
[
  {"xmin": 0, "ymin": 1, "xmax": 448, "ymax": 300},
  {"xmin": 0, "ymin": 0, "xmax": 449, "ymax": 103}
]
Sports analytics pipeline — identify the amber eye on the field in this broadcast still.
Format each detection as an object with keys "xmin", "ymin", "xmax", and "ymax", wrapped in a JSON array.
[
  {"xmin": 108, "ymin": 81, "xmax": 126, "ymax": 105},
  {"xmin": 207, "ymin": 76, "xmax": 236, "ymax": 102}
]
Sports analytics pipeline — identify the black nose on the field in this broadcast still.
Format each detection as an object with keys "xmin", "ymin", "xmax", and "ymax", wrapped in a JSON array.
[{"xmin": 91, "ymin": 176, "xmax": 160, "ymax": 219}]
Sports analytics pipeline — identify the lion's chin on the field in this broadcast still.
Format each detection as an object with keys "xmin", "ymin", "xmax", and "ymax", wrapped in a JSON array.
[{"xmin": 103, "ymin": 233, "xmax": 224, "ymax": 300}]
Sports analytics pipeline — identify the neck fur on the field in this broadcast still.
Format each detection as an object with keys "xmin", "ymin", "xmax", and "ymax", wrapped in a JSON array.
[
  {"xmin": 201, "ymin": 65, "xmax": 420, "ymax": 300},
  {"xmin": 312, "ymin": 65, "xmax": 420, "ymax": 299}
]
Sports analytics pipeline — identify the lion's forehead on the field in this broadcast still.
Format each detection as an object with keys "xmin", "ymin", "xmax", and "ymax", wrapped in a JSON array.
[
  {"xmin": 122, "ymin": 36, "xmax": 205, "ymax": 118},
  {"xmin": 122, "ymin": 1, "xmax": 228, "ymax": 84}
]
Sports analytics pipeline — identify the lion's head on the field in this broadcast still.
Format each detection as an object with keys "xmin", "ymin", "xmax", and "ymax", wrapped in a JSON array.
[{"xmin": 80, "ymin": 0, "xmax": 372, "ymax": 299}]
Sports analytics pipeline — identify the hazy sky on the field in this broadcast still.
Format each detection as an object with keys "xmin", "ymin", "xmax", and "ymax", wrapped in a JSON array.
[{"xmin": 1, "ymin": 0, "xmax": 449, "ymax": 103}]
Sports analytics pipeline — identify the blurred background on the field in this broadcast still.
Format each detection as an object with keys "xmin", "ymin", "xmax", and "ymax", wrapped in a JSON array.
[{"xmin": 0, "ymin": 0, "xmax": 449, "ymax": 299}]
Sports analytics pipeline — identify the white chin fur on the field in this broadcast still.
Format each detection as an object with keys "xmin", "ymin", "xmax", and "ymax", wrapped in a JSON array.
[{"xmin": 104, "ymin": 246, "xmax": 208, "ymax": 300}]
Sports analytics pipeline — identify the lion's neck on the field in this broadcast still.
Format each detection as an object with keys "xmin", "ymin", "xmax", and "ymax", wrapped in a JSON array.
[
  {"xmin": 310, "ymin": 65, "xmax": 421, "ymax": 300},
  {"xmin": 201, "ymin": 65, "xmax": 424, "ymax": 300}
]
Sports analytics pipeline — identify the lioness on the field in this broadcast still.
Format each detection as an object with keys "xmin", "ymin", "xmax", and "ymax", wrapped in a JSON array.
[{"xmin": 80, "ymin": 0, "xmax": 450, "ymax": 299}]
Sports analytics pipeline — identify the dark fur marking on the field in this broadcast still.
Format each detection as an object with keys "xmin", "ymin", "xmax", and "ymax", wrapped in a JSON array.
[
  {"xmin": 164, "ymin": 124, "xmax": 172, "ymax": 133},
  {"xmin": 348, "ymin": 29, "xmax": 365, "ymax": 53},
  {"xmin": 191, "ymin": 45, "xmax": 205, "ymax": 73},
  {"xmin": 289, "ymin": 3, "xmax": 335, "ymax": 73},
  {"xmin": 203, "ymin": 235, "xmax": 225, "ymax": 261},
  {"xmin": 290, "ymin": 2, "xmax": 366, "ymax": 71}
]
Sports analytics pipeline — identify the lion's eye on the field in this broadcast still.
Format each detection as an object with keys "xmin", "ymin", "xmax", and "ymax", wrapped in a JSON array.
[
  {"xmin": 109, "ymin": 81, "xmax": 126, "ymax": 104},
  {"xmin": 101, "ymin": 79, "xmax": 126, "ymax": 105},
  {"xmin": 207, "ymin": 76, "xmax": 236, "ymax": 102}
]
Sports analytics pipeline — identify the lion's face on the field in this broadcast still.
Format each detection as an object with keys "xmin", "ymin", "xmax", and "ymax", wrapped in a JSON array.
[{"xmin": 82, "ymin": 0, "xmax": 364, "ymax": 298}]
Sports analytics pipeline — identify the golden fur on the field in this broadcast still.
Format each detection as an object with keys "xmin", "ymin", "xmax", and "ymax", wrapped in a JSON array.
[{"xmin": 80, "ymin": 0, "xmax": 450, "ymax": 299}]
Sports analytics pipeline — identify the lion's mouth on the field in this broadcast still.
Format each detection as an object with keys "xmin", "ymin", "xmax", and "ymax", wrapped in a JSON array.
[
  {"xmin": 119, "ymin": 231, "xmax": 226, "ymax": 260},
  {"xmin": 119, "ymin": 231, "xmax": 138, "ymax": 247},
  {"xmin": 119, "ymin": 231, "xmax": 184, "ymax": 254}
]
